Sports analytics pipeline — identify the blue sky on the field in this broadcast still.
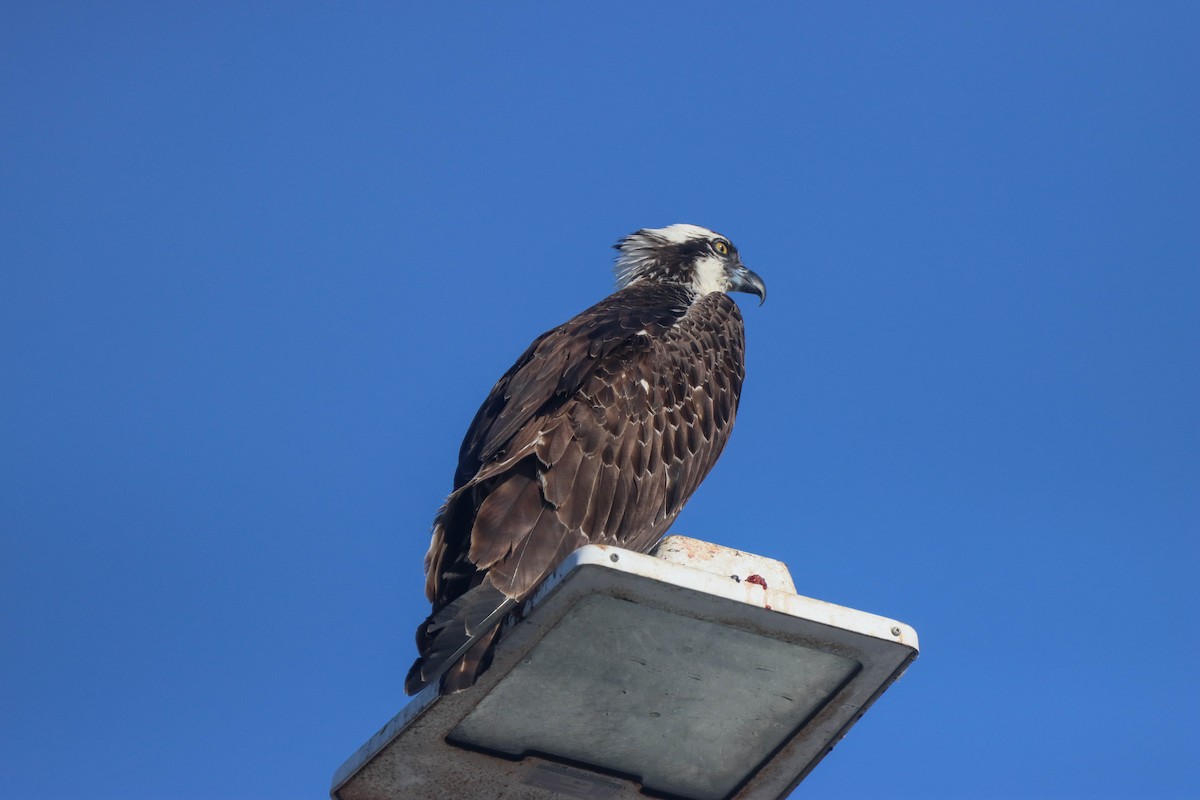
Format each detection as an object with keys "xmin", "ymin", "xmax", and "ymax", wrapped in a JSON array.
[{"xmin": 2, "ymin": 4, "xmax": 1197, "ymax": 798}]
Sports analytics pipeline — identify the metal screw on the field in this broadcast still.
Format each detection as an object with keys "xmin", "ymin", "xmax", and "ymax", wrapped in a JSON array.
[
  {"xmin": 610, "ymin": 553, "xmax": 619, "ymax": 562},
  {"xmin": 890, "ymin": 626, "xmax": 901, "ymax": 637}
]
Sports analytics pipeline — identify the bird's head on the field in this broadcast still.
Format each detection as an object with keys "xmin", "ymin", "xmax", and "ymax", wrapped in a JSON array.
[{"xmin": 613, "ymin": 224, "xmax": 767, "ymax": 305}]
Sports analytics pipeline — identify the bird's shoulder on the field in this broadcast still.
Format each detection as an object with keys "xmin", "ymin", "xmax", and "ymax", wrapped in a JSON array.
[{"xmin": 455, "ymin": 282, "xmax": 697, "ymax": 483}]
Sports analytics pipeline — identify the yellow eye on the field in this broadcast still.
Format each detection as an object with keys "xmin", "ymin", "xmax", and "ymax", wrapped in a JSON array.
[{"xmin": 713, "ymin": 240, "xmax": 730, "ymax": 256}]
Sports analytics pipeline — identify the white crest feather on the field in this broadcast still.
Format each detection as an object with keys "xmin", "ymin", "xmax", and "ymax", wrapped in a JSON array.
[{"xmin": 613, "ymin": 223, "xmax": 727, "ymax": 291}]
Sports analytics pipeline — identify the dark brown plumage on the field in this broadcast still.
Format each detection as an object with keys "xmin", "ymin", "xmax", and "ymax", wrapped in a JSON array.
[{"xmin": 406, "ymin": 224, "xmax": 765, "ymax": 694}]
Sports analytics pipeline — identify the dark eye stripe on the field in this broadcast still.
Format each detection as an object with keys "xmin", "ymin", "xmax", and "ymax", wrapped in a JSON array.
[{"xmin": 675, "ymin": 238, "xmax": 737, "ymax": 259}]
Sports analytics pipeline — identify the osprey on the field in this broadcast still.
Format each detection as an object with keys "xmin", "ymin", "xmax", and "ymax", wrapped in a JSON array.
[{"xmin": 406, "ymin": 224, "xmax": 766, "ymax": 694}]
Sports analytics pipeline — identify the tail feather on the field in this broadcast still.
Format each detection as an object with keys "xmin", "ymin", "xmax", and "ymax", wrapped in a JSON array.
[
  {"xmin": 405, "ymin": 582, "xmax": 517, "ymax": 694},
  {"xmin": 437, "ymin": 625, "xmax": 505, "ymax": 693}
]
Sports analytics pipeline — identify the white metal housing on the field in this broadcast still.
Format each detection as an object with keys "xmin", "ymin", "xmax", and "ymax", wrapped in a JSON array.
[{"xmin": 331, "ymin": 537, "xmax": 918, "ymax": 800}]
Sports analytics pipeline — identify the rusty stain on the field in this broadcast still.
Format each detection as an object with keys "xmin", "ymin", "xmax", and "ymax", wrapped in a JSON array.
[{"xmin": 671, "ymin": 537, "xmax": 719, "ymax": 561}]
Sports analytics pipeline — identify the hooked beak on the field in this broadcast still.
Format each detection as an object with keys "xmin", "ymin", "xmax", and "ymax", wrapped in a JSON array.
[{"xmin": 729, "ymin": 262, "xmax": 767, "ymax": 306}]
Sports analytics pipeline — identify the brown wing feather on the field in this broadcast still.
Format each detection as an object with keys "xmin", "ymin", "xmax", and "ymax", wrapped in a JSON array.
[{"xmin": 406, "ymin": 284, "xmax": 746, "ymax": 694}]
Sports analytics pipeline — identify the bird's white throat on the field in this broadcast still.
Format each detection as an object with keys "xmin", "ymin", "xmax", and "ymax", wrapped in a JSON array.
[{"xmin": 691, "ymin": 254, "xmax": 727, "ymax": 296}]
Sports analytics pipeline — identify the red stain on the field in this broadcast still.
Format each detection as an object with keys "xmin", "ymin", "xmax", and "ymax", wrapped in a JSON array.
[
  {"xmin": 745, "ymin": 574, "xmax": 768, "ymax": 590},
  {"xmin": 745, "ymin": 574, "xmax": 771, "ymax": 609}
]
